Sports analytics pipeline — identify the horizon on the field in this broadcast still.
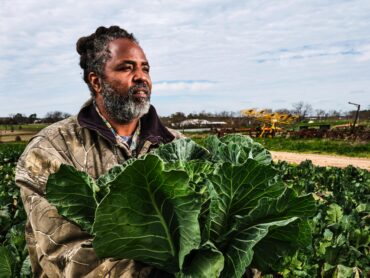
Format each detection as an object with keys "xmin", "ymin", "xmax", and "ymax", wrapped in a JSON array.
[{"xmin": 1, "ymin": 105, "xmax": 368, "ymax": 120}]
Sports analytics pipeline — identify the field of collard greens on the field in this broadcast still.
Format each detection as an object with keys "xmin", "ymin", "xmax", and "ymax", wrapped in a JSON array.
[{"xmin": 0, "ymin": 136, "xmax": 369, "ymax": 277}]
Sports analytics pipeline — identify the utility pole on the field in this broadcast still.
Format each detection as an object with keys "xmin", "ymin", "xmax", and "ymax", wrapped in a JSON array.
[{"xmin": 348, "ymin": 102, "xmax": 360, "ymax": 134}]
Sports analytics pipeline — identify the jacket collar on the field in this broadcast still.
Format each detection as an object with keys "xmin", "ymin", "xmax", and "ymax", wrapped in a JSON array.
[{"xmin": 77, "ymin": 98, "xmax": 174, "ymax": 147}]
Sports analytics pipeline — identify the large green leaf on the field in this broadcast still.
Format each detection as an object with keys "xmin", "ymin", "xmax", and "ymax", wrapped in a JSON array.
[
  {"xmin": 46, "ymin": 164, "xmax": 98, "ymax": 232},
  {"xmin": 251, "ymin": 220, "xmax": 313, "ymax": 272},
  {"xmin": 96, "ymin": 158, "xmax": 136, "ymax": 197},
  {"xmin": 219, "ymin": 189, "xmax": 315, "ymax": 278},
  {"xmin": 205, "ymin": 159, "xmax": 283, "ymax": 243},
  {"xmin": 221, "ymin": 218, "xmax": 299, "ymax": 278},
  {"xmin": 204, "ymin": 134, "xmax": 272, "ymax": 166},
  {"xmin": 0, "ymin": 246, "xmax": 14, "ymax": 278},
  {"xmin": 93, "ymin": 155, "xmax": 202, "ymax": 273}
]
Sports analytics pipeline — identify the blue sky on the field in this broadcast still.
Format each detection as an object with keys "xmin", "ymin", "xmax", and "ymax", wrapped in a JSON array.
[{"xmin": 1, "ymin": 0, "xmax": 369, "ymax": 117}]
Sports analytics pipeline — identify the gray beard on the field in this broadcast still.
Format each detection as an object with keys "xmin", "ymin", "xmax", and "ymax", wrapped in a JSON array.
[{"xmin": 100, "ymin": 81, "xmax": 151, "ymax": 124}]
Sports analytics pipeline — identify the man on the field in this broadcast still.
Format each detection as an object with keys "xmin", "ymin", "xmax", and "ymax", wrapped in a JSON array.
[{"xmin": 16, "ymin": 26, "xmax": 182, "ymax": 277}]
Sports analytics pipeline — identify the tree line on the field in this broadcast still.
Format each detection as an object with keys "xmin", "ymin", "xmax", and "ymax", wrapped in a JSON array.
[
  {"xmin": 162, "ymin": 102, "xmax": 370, "ymax": 124},
  {"xmin": 0, "ymin": 111, "xmax": 71, "ymax": 125},
  {"xmin": 1, "ymin": 102, "xmax": 369, "ymax": 126}
]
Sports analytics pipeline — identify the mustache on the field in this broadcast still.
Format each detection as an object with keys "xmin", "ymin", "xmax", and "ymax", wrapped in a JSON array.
[{"xmin": 128, "ymin": 83, "xmax": 150, "ymax": 96}]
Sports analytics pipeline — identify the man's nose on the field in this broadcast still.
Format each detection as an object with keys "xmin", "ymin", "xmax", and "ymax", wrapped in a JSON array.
[{"xmin": 133, "ymin": 69, "xmax": 149, "ymax": 84}]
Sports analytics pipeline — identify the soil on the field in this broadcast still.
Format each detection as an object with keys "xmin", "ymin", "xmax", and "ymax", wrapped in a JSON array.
[{"xmin": 270, "ymin": 151, "xmax": 370, "ymax": 171}]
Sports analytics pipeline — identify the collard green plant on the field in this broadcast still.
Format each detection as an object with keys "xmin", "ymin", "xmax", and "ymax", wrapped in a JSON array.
[
  {"xmin": 46, "ymin": 135, "xmax": 315, "ymax": 277},
  {"xmin": 0, "ymin": 143, "xmax": 30, "ymax": 278},
  {"xmin": 0, "ymin": 246, "xmax": 14, "ymax": 278},
  {"xmin": 274, "ymin": 161, "xmax": 370, "ymax": 277}
]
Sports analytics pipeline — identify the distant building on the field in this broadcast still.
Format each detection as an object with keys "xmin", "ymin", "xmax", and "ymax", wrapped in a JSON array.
[{"xmin": 173, "ymin": 119, "xmax": 227, "ymax": 128}]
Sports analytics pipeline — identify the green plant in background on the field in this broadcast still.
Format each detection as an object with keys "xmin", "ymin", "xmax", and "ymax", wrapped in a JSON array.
[
  {"xmin": 0, "ymin": 144, "xmax": 31, "ymax": 278},
  {"xmin": 274, "ymin": 161, "xmax": 370, "ymax": 277}
]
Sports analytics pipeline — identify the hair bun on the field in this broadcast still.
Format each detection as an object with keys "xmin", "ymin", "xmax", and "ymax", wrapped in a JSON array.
[
  {"xmin": 76, "ymin": 36, "xmax": 88, "ymax": 55},
  {"xmin": 76, "ymin": 35, "xmax": 95, "ymax": 55}
]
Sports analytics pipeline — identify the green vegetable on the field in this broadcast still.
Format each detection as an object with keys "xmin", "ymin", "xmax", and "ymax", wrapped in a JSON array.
[
  {"xmin": 2, "ymin": 137, "xmax": 369, "ymax": 277},
  {"xmin": 93, "ymin": 155, "xmax": 202, "ymax": 273},
  {"xmin": 0, "ymin": 143, "xmax": 30, "ymax": 278},
  {"xmin": 0, "ymin": 246, "xmax": 14, "ymax": 278},
  {"xmin": 46, "ymin": 135, "xmax": 315, "ymax": 277},
  {"xmin": 275, "ymin": 161, "xmax": 370, "ymax": 277}
]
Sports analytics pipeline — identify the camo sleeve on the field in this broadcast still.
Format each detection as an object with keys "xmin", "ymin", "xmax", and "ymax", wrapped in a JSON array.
[{"xmin": 15, "ymin": 136, "xmax": 152, "ymax": 278}]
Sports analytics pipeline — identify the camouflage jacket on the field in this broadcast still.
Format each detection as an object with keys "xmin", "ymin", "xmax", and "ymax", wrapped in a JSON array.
[{"xmin": 15, "ymin": 100, "xmax": 182, "ymax": 278}]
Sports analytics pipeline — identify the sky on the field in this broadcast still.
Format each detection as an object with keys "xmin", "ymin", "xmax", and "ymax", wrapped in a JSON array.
[{"xmin": 1, "ymin": 0, "xmax": 369, "ymax": 117}]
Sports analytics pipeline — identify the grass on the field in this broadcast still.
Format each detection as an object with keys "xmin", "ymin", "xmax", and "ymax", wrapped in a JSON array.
[
  {"xmin": 255, "ymin": 137, "xmax": 370, "ymax": 158},
  {"xmin": 184, "ymin": 132, "xmax": 370, "ymax": 158}
]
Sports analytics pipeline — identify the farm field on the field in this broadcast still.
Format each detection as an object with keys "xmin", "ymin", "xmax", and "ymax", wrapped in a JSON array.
[
  {"xmin": 187, "ymin": 133, "xmax": 370, "ymax": 158},
  {"xmin": 0, "ymin": 131, "xmax": 36, "ymax": 143},
  {"xmin": 0, "ymin": 137, "xmax": 369, "ymax": 277},
  {"xmin": 255, "ymin": 137, "xmax": 370, "ymax": 158},
  {"xmin": 0, "ymin": 124, "xmax": 48, "ymax": 131},
  {"xmin": 0, "ymin": 124, "xmax": 47, "ymax": 143}
]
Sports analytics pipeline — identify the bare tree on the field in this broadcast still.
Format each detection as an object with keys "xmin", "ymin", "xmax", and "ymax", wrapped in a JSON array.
[
  {"xmin": 292, "ymin": 102, "xmax": 313, "ymax": 120},
  {"xmin": 169, "ymin": 112, "xmax": 187, "ymax": 122},
  {"xmin": 328, "ymin": 110, "xmax": 341, "ymax": 118},
  {"xmin": 44, "ymin": 111, "xmax": 71, "ymax": 123},
  {"xmin": 315, "ymin": 109, "xmax": 325, "ymax": 120}
]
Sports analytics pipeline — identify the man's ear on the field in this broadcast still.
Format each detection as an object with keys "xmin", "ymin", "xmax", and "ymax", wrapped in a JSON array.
[{"xmin": 88, "ymin": 72, "xmax": 102, "ymax": 94}]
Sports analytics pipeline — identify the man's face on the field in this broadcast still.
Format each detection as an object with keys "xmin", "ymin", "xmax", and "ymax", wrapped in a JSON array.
[{"xmin": 99, "ymin": 38, "xmax": 152, "ymax": 123}]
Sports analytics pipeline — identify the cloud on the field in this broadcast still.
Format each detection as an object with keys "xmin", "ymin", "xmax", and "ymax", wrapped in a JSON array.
[
  {"xmin": 153, "ymin": 80, "xmax": 217, "ymax": 96},
  {"xmin": 256, "ymin": 42, "xmax": 367, "ymax": 65}
]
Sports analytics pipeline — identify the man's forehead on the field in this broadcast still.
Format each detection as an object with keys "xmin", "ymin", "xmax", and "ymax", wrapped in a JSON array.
[{"xmin": 108, "ymin": 38, "xmax": 147, "ymax": 62}]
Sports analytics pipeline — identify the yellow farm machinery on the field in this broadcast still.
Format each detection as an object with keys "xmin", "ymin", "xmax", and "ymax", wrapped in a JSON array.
[{"xmin": 240, "ymin": 109, "xmax": 300, "ymax": 138}]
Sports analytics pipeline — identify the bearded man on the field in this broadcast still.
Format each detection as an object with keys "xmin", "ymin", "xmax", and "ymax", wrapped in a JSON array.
[{"xmin": 16, "ymin": 26, "xmax": 182, "ymax": 277}]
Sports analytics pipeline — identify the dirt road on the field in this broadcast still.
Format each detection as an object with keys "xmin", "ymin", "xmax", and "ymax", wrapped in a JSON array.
[{"xmin": 270, "ymin": 151, "xmax": 370, "ymax": 171}]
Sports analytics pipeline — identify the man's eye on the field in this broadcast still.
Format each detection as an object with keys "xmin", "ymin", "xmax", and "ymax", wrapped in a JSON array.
[
  {"xmin": 143, "ymin": 67, "xmax": 150, "ymax": 73},
  {"xmin": 119, "ymin": 65, "xmax": 133, "ymax": 71}
]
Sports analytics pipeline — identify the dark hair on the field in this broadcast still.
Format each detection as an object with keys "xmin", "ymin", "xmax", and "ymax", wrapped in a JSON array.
[{"xmin": 76, "ymin": 26, "xmax": 138, "ymax": 95}]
